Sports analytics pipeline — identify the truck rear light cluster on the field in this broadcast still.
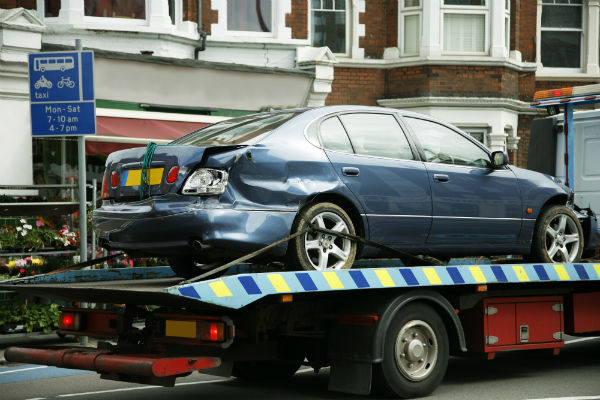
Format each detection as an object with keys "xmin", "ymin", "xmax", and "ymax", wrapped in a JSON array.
[
  {"xmin": 59, "ymin": 312, "xmax": 81, "ymax": 331},
  {"xmin": 157, "ymin": 314, "xmax": 234, "ymax": 348},
  {"xmin": 58, "ymin": 308, "xmax": 119, "ymax": 338}
]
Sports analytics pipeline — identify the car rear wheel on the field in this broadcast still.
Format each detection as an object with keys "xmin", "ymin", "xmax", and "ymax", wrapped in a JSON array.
[
  {"xmin": 289, "ymin": 202, "xmax": 357, "ymax": 271},
  {"xmin": 530, "ymin": 205, "xmax": 583, "ymax": 263},
  {"xmin": 168, "ymin": 256, "xmax": 225, "ymax": 279}
]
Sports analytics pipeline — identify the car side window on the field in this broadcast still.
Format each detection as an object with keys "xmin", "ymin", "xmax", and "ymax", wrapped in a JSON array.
[
  {"xmin": 319, "ymin": 117, "xmax": 354, "ymax": 153},
  {"xmin": 338, "ymin": 113, "xmax": 415, "ymax": 160},
  {"xmin": 404, "ymin": 117, "xmax": 491, "ymax": 168}
]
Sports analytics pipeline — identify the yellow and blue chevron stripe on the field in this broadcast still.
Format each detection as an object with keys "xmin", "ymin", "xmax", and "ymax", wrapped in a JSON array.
[{"xmin": 167, "ymin": 263, "xmax": 600, "ymax": 309}]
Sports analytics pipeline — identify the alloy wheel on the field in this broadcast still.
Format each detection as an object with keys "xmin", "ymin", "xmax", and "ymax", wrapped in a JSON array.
[
  {"xmin": 304, "ymin": 211, "xmax": 352, "ymax": 270},
  {"xmin": 544, "ymin": 213, "xmax": 580, "ymax": 262}
]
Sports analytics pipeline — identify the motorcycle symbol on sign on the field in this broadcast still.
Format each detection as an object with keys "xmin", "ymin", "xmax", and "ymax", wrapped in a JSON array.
[
  {"xmin": 34, "ymin": 75, "xmax": 52, "ymax": 89},
  {"xmin": 57, "ymin": 76, "xmax": 75, "ymax": 89}
]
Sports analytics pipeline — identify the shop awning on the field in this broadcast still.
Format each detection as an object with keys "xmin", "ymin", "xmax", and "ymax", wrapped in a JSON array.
[{"xmin": 85, "ymin": 109, "xmax": 227, "ymax": 156}]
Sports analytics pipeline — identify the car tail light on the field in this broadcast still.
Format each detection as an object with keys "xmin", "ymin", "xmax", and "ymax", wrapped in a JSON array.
[
  {"xmin": 166, "ymin": 166, "xmax": 179, "ymax": 184},
  {"xmin": 110, "ymin": 171, "xmax": 119, "ymax": 188},
  {"xmin": 59, "ymin": 312, "xmax": 81, "ymax": 331},
  {"xmin": 101, "ymin": 172, "xmax": 110, "ymax": 200}
]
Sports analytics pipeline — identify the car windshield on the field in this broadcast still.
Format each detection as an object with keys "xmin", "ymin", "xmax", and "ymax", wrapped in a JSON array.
[{"xmin": 172, "ymin": 112, "xmax": 300, "ymax": 146}]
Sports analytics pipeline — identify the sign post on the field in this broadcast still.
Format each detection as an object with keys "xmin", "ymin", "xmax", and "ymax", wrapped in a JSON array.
[{"xmin": 28, "ymin": 43, "xmax": 95, "ymax": 266}]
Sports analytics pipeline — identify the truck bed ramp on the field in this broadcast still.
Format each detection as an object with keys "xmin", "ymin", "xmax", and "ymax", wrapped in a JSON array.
[{"xmin": 1, "ymin": 263, "xmax": 599, "ymax": 309}]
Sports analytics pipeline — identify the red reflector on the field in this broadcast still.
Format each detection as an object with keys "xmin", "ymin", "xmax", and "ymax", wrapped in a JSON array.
[
  {"xmin": 101, "ymin": 172, "xmax": 110, "ymax": 199},
  {"xmin": 110, "ymin": 171, "xmax": 119, "ymax": 188},
  {"xmin": 166, "ymin": 166, "xmax": 179, "ymax": 184}
]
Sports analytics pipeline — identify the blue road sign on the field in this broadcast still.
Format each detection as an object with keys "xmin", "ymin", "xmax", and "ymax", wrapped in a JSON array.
[{"xmin": 28, "ymin": 51, "xmax": 96, "ymax": 136}]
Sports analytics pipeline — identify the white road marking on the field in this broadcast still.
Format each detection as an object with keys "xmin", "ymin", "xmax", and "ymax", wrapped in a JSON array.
[
  {"xmin": 0, "ymin": 366, "xmax": 48, "ymax": 375},
  {"xmin": 57, "ymin": 378, "xmax": 233, "ymax": 397},
  {"xmin": 523, "ymin": 396, "xmax": 600, "ymax": 400}
]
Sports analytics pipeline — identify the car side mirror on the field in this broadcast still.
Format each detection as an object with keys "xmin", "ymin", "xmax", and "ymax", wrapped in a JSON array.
[{"xmin": 491, "ymin": 151, "xmax": 509, "ymax": 168}]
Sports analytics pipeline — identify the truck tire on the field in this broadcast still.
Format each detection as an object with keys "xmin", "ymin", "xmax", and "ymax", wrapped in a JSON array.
[
  {"xmin": 530, "ymin": 205, "xmax": 583, "ymax": 263},
  {"xmin": 374, "ymin": 302, "xmax": 449, "ymax": 398},
  {"xmin": 232, "ymin": 360, "xmax": 302, "ymax": 380},
  {"xmin": 288, "ymin": 202, "xmax": 357, "ymax": 271}
]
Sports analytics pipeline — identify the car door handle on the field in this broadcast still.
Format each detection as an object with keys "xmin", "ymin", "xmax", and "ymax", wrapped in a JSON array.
[
  {"xmin": 342, "ymin": 167, "xmax": 360, "ymax": 177},
  {"xmin": 433, "ymin": 174, "xmax": 449, "ymax": 183}
]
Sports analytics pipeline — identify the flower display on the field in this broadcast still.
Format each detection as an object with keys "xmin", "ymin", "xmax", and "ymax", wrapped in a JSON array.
[{"xmin": 54, "ymin": 226, "xmax": 79, "ymax": 247}]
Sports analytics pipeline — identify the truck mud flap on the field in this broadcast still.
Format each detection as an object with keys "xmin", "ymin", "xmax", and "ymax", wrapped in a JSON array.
[{"xmin": 4, "ymin": 346, "xmax": 221, "ymax": 386}]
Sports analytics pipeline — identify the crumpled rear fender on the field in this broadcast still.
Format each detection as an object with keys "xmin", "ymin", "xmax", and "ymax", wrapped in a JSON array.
[{"xmin": 202, "ymin": 145, "xmax": 363, "ymax": 215}]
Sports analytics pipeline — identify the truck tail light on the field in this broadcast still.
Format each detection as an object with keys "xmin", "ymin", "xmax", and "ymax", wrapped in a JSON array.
[
  {"xmin": 59, "ymin": 312, "xmax": 81, "ymax": 331},
  {"xmin": 158, "ymin": 314, "xmax": 234, "ymax": 347}
]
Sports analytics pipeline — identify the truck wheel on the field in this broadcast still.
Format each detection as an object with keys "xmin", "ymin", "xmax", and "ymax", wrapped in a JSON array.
[
  {"xmin": 374, "ymin": 303, "xmax": 449, "ymax": 398},
  {"xmin": 289, "ymin": 202, "xmax": 357, "ymax": 271},
  {"xmin": 530, "ymin": 205, "xmax": 583, "ymax": 263},
  {"xmin": 232, "ymin": 360, "xmax": 301, "ymax": 380}
]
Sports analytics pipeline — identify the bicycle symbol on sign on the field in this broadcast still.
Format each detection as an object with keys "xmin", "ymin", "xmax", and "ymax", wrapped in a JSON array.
[{"xmin": 57, "ymin": 76, "xmax": 75, "ymax": 89}]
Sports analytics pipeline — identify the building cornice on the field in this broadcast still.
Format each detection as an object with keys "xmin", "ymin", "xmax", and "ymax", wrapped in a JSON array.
[
  {"xmin": 334, "ymin": 57, "xmax": 538, "ymax": 72},
  {"xmin": 377, "ymin": 96, "xmax": 539, "ymax": 114}
]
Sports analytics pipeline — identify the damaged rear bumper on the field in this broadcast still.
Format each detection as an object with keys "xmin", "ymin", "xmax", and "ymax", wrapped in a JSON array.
[{"xmin": 93, "ymin": 194, "xmax": 296, "ymax": 258}]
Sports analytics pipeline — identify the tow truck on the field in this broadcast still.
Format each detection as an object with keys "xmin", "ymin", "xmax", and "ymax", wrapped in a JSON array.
[{"xmin": 1, "ymin": 86, "xmax": 599, "ymax": 398}]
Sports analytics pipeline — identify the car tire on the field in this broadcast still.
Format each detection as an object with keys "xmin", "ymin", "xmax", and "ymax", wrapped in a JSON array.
[
  {"xmin": 289, "ymin": 202, "xmax": 357, "ymax": 271},
  {"xmin": 232, "ymin": 360, "xmax": 302, "ymax": 381},
  {"xmin": 168, "ymin": 256, "xmax": 202, "ymax": 279},
  {"xmin": 373, "ymin": 302, "xmax": 449, "ymax": 398},
  {"xmin": 530, "ymin": 205, "xmax": 583, "ymax": 263}
]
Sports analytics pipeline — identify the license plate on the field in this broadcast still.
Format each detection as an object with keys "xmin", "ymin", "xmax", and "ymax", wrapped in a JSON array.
[
  {"xmin": 121, "ymin": 168, "xmax": 164, "ymax": 187},
  {"xmin": 165, "ymin": 320, "xmax": 196, "ymax": 339}
]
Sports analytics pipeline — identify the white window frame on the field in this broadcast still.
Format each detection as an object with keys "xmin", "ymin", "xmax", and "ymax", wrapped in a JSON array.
[
  {"xmin": 36, "ymin": 0, "xmax": 186, "ymax": 31},
  {"xmin": 224, "ymin": 0, "xmax": 275, "ymax": 38},
  {"xmin": 504, "ymin": 0, "xmax": 510, "ymax": 54},
  {"xmin": 399, "ymin": 0, "xmax": 422, "ymax": 56},
  {"xmin": 459, "ymin": 126, "xmax": 489, "ymax": 147},
  {"xmin": 538, "ymin": 0, "xmax": 585, "ymax": 74},
  {"xmin": 308, "ymin": 0, "xmax": 350, "ymax": 56},
  {"xmin": 440, "ymin": 0, "xmax": 489, "ymax": 56}
]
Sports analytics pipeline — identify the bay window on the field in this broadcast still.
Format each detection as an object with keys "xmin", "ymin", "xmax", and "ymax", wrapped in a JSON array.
[
  {"xmin": 227, "ymin": 0, "xmax": 272, "ymax": 33},
  {"xmin": 84, "ymin": 0, "xmax": 146, "ymax": 19},
  {"xmin": 442, "ymin": 0, "xmax": 487, "ymax": 54},
  {"xmin": 400, "ymin": 0, "xmax": 421, "ymax": 56},
  {"xmin": 311, "ymin": 0, "xmax": 347, "ymax": 54}
]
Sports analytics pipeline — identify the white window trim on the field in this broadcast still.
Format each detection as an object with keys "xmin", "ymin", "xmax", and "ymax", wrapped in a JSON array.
[
  {"xmin": 399, "ymin": 1, "xmax": 422, "ymax": 57},
  {"xmin": 210, "ymin": 0, "xmax": 293, "ymax": 41},
  {"xmin": 440, "ymin": 8, "xmax": 489, "ymax": 56},
  {"xmin": 308, "ymin": 0, "xmax": 351, "ymax": 56},
  {"xmin": 536, "ymin": 0, "xmax": 592, "ymax": 76},
  {"xmin": 458, "ymin": 125, "xmax": 490, "ymax": 146},
  {"xmin": 36, "ymin": 0, "xmax": 196, "ymax": 37}
]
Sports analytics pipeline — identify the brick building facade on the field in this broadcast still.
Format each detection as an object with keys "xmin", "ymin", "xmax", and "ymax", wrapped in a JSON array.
[{"xmin": 1, "ymin": 0, "xmax": 599, "ymax": 174}]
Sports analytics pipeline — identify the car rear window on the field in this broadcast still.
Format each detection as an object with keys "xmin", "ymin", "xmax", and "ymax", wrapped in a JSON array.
[{"xmin": 171, "ymin": 112, "xmax": 300, "ymax": 146}]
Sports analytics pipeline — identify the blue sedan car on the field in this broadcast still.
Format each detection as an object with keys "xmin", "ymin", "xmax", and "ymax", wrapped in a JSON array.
[{"xmin": 94, "ymin": 106, "xmax": 593, "ymax": 278}]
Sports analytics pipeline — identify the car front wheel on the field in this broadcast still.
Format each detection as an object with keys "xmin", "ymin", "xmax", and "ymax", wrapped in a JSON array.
[
  {"xmin": 289, "ymin": 202, "xmax": 357, "ymax": 271},
  {"xmin": 530, "ymin": 205, "xmax": 583, "ymax": 263}
]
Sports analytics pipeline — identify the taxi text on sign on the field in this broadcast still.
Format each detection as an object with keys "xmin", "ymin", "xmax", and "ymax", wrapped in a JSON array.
[{"xmin": 28, "ymin": 51, "xmax": 96, "ymax": 136}]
